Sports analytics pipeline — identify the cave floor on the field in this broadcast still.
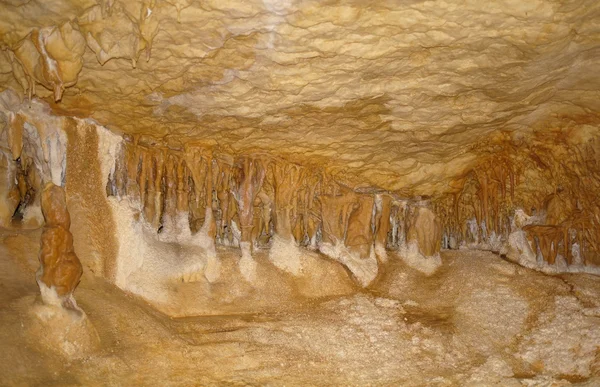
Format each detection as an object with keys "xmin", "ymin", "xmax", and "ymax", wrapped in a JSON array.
[{"xmin": 1, "ymin": 228, "xmax": 600, "ymax": 386}]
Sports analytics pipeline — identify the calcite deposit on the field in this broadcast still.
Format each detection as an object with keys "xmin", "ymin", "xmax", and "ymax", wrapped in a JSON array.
[
  {"xmin": 38, "ymin": 182, "xmax": 82, "ymax": 307},
  {"xmin": 0, "ymin": 0, "xmax": 599, "ymax": 384}
]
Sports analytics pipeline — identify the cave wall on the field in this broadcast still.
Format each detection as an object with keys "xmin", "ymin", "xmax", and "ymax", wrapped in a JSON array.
[
  {"xmin": 64, "ymin": 117, "xmax": 118, "ymax": 278},
  {"xmin": 0, "ymin": 90, "xmax": 119, "ymax": 279},
  {"xmin": 433, "ymin": 126, "xmax": 600, "ymax": 269},
  {"xmin": 1, "ymin": 89, "xmax": 600, "ymax": 312},
  {"xmin": 1, "ymin": 0, "xmax": 599, "ymax": 197}
]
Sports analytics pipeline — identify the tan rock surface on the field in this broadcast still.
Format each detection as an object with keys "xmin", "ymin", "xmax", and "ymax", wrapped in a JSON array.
[
  {"xmin": 37, "ymin": 183, "xmax": 82, "ymax": 303},
  {"xmin": 407, "ymin": 205, "xmax": 442, "ymax": 257},
  {"xmin": 1, "ymin": 0, "xmax": 598, "ymax": 195}
]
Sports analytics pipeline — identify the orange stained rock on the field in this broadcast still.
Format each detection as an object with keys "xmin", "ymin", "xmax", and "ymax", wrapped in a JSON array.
[
  {"xmin": 374, "ymin": 194, "xmax": 392, "ymax": 248},
  {"xmin": 345, "ymin": 194, "xmax": 375, "ymax": 258},
  {"xmin": 12, "ymin": 23, "xmax": 86, "ymax": 102},
  {"xmin": 544, "ymin": 190, "xmax": 575, "ymax": 226},
  {"xmin": 7, "ymin": 112, "xmax": 25, "ymax": 161},
  {"xmin": 407, "ymin": 205, "xmax": 442, "ymax": 257},
  {"xmin": 214, "ymin": 159, "xmax": 233, "ymax": 241},
  {"xmin": 319, "ymin": 190, "xmax": 357, "ymax": 245},
  {"xmin": 185, "ymin": 149, "xmax": 211, "ymax": 232},
  {"xmin": 175, "ymin": 158, "xmax": 190, "ymax": 213},
  {"xmin": 38, "ymin": 183, "xmax": 83, "ymax": 299},
  {"xmin": 272, "ymin": 162, "xmax": 307, "ymax": 241},
  {"xmin": 231, "ymin": 157, "xmax": 267, "ymax": 244},
  {"xmin": 523, "ymin": 225, "xmax": 567, "ymax": 265}
]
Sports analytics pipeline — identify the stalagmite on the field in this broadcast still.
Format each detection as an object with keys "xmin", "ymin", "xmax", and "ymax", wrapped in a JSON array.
[
  {"xmin": 269, "ymin": 162, "xmax": 307, "ymax": 275},
  {"xmin": 318, "ymin": 189, "xmax": 377, "ymax": 286},
  {"xmin": 344, "ymin": 194, "xmax": 378, "ymax": 286},
  {"xmin": 37, "ymin": 183, "xmax": 82, "ymax": 308},
  {"xmin": 231, "ymin": 157, "xmax": 267, "ymax": 283},
  {"xmin": 374, "ymin": 194, "xmax": 392, "ymax": 263},
  {"xmin": 2, "ymin": 1, "xmax": 600, "ymax": 383},
  {"xmin": 400, "ymin": 203, "xmax": 443, "ymax": 275},
  {"xmin": 407, "ymin": 205, "xmax": 442, "ymax": 258}
]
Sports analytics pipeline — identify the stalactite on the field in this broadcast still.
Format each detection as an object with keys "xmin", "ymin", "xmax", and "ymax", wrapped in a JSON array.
[
  {"xmin": 345, "ymin": 194, "xmax": 375, "ymax": 259},
  {"xmin": 256, "ymin": 191, "xmax": 273, "ymax": 246},
  {"xmin": 406, "ymin": 204, "xmax": 442, "ymax": 258},
  {"xmin": 214, "ymin": 156, "xmax": 232, "ymax": 244},
  {"xmin": 203, "ymin": 154, "xmax": 217, "ymax": 241},
  {"xmin": 523, "ymin": 225, "xmax": 565, "ymax": 265},
  {"xmin": 272, "ymin": 162, "xmax": 307, "ymax": 242},
  {"xmin": 162, "ymin": 153, "xmax": 179, "ymax": 229},
  {"xmin": 230, "ymin": 156, "xmax": 267, "ymax": 282},
  {"xmin": 231, "ymin": 157, "xmax": 267, "ymax": 245},
  {"xmin": 37, "ymin": 183, "xmax": 83, "ymax": 307},
  {"xmin": 124, "ymin": 139, "xmax": 140, "ymax": 200},
  {"xmin": 303, "ymin": 174, "xmax": 321, "ymax": 249},
  {"xmin": 374, "ymin": 194, "xmax": 393, "ymax": 261},
  {"xmin": 185, "ymin": 148, "xmax": 210, "ymax": 233},
  {"xmin": 11, "ymin": 22, "xmax": 86, "ymax": 102},
  {"xmin": 142, "ymin": 150, "xmax": 156, "ymax": 225},
  {"xmin": 0, "ymin": 153, "xmax": 20, "ymax": 226},
  {"xmin": 151, "ymin": 150, "xmax": 165, "ymax": 229},
  {"xmin": 431, "ymin": 134, "xmax": 600, "ymax": 268},
  {"xmin": 319, "ymin": 189, "xmax": 357, "ymax": 246},
  {"xmin": 12, "ymin": 156, "xmax": 37, "ymax": 221},
  {"xmin": 103, "ymin": 125, "xmax": 600, "ymax": 282},
  {"xmin": 389, "ymin": 200, "xmax": 407, "ymax": 249},
  {"xmin": 175, "ymin": 158, "xmax": 189, "ymax": 213}
]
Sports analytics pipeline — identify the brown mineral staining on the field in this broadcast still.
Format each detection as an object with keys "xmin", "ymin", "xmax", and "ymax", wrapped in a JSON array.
[
  {"xmin": 374, "ymin": 194, "xmax": 392, "ymax": 259},
  {"xmin": 345, "ymin": 195, "xmax": 374, "ymax": 259},
  {"xmin": 231, "ymin": 157, "xmax": 267, "ymax": 246},
  {"xmin": 37, "ymin": 183, "xmax": 82, "ymax": 303},
  {"xmin": 432, "ymin": 132, "xmax": 600, "ymax": 266},
  {"xmin": 319, "ymin": 190, "xmax": 357, "ymax": 246},
  {"xmin": 0, "ymin": 0, "xmax": 600, "ymax": 382},
  {"xmin": 7, "ymin": 112, "xmax": 25, "ymax": 161},
  {"xmin": 407, "ymin": 205, "xmax": 442, "ymax": 257},
  {"xmin": 11, "ymin": 23, "xmax": 86, "ymax": 102},
  {"xmin": 272, "ymin": 163, "xmax": 307, "ymax": 242},
  {"xmin": 523, "ymin": 225, "xmax": 566, "ymax": 265}
]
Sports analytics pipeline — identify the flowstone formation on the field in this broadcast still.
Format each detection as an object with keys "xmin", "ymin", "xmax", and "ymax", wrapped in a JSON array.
[
  {"xmin": 1, "ymin": 1, "xmax": 600, "ymax": 384},
  {"xmin": 0, "ymin": 0, "xmax": 598, "ymax": 313},
  {"xmin": 108, "ymin": 135, "xmax": 400, "ymax": 288}
]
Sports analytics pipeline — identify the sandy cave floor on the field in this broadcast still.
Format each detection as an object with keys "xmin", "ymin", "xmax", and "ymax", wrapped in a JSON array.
[{"xmin": 1, "ymin": 228, "xmax": 600, "ymax": 386}]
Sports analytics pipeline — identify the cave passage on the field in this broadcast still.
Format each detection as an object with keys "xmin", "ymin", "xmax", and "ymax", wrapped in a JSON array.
[{"xmin": 1, "ymin": 0, "xmax": 600, "ymax": 385}]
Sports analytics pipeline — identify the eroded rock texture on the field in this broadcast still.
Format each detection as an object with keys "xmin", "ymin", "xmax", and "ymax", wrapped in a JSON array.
[
  {"xmin": 433, "ymin": 131, "xmax": 600, "ymax": 271},
  {"xmin": 0, "ymin": 0, "xmax": 598, "ymax": 193},
  {"xmin": 38, "ymin": 182, "xmax": 83, "ymax": 307},
  {"xmin": 106, "ymin": 136, "xmax": 390, "ymax": 286},
  {"xmin": 407, "ymin": 205, "xmax": 442, "ymax": 258},
  {"xmin": 0, "ymin": 0, "xmax": 599, "ymax": 288}
]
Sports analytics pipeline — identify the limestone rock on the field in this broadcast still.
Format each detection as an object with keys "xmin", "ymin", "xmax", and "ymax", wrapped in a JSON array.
[
  {"xmin": 21, "ymin": 296, "xmax": 100, "ymax": 360},
  {"xmin": 407, "ymin": 205, "xmax": 442, "ymax": 258},
  {"xmin": 37, "ymin": 182, "xmax": 83, "ymax": 307}
]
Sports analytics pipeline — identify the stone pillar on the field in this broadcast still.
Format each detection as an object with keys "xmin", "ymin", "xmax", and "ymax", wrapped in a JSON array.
[
  {"xmin": 407, "ymin": 205, "xmax": 442, "ymax": 257},
  {"xmin": 37, "ymin": 182, "xmax": 82, "ymax": 309}
]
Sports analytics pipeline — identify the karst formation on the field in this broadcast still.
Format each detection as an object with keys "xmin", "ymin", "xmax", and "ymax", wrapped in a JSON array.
[{"xmin": 1, "ymin": 0, "xmax": 599, "ymax": 385}]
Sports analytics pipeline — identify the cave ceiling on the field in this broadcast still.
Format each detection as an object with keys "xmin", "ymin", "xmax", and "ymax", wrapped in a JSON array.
[{"xmin": 1, "ymin": 0, "xmax": 599, "ymax": 195}]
